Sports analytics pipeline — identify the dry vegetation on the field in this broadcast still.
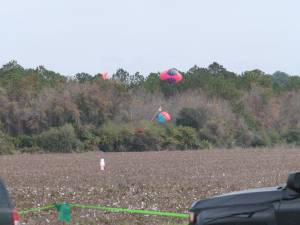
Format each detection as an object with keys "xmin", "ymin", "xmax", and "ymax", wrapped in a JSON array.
[{"xmin": 1, "ymin": 148, "xmax": 300, "ymax": 224}]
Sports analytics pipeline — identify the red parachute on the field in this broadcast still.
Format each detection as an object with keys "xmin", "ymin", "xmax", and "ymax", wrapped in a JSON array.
[{"xmin": 160, "ymin": 68, "xmax": 182, "ymax": 84}]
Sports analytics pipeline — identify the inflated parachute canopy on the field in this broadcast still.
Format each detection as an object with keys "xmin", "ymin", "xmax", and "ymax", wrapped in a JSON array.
[
  {"xmin": 156, "ymin": 111, "xmax": 171, "ymax": 124},
  {"xmin": 101, "ymin": 72, "xmax": 109, "ymax": 80},
  {"xmin": 160, "ymin": 68, "xmax": 183, "ymax": 84}
]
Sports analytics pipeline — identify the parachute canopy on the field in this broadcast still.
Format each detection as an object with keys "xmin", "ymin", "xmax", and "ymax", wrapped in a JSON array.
[
  {"xmin": 156, "ymin": 111, "xmax": 171, "ymax": 124},
  {"xmin": 101, "ymin": 72, "xmax": 109, "ymax": 80},
  {"xmin": 160, "ymin": 68, "xmax": 182, "ymax": 84}
]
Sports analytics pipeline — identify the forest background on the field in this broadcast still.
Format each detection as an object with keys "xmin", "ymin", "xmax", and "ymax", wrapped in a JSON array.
[{"xmin": 1, "ymin": 60, "xmax": 300, "ymax": 154}]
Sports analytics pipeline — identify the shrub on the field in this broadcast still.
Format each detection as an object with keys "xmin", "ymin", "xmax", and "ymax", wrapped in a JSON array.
[
  {"xmin": 98, "ymin": 121, "xmax": 167, "ymax": 152},
  {"xmin": 199, "ymin": 120, "xmax": 235, "ymax": 147},
  {"xmin": 163, "ymin": 124, "xmax": 181, "ymax": 149},
  {"xmin": 234, "ymin": 128, "xmax": 254, "ymax": 147},
  {"xmin": 77, "ymin": 124, "xmax": 100, "ymax": 150},
  {"xmin": 176, "ymin": 107, "xmax": 207, "ymax": 129},
  {"xmin": 283, "ymin": 128, "xmax": 300, "ymax": 145},
  {"xmin": 199, "ymin": 140, "xmax": 213, "ymax": 149},
  {"xmin": 132, "ymin": 122, "xmax": 170, "ymax": 151},
  {"xmin": 17, "ymin": 135, "xmax": 35, "ymax": 148},
  {"xmin": 250, "ymin": 132, "xmax": 270, "ymax": 147},
  {"xmin": 36, "ymin": 124, "xmax": 84, "ymax": 152},
  {"xmin": 0, "ymin": 131, "xmax": 15, "ymax": 154},
  {"xmin": 130, "ymin": 129, "xmax": 160, "ymax": 151},
  {"xmin": 269, "ymin": 131, "xmax": 283, "ymax": 146},
  {"xmin": 97, "ymin": 122, "xmax": 122, "ymax": 152},
  {"xmin": 234, "ymin": 128, "xmax": 271, "ymax": 147},
  {"xmin": 119, "ymin": 126, "xmax": 136, "ymax": 151},
  {"xmin": 19, "ymin": 146, "xmax": 41, "ymax": 154},
  {"xmin": 174, "ymin": 126, "xmax": 200, "ymax": 150}
]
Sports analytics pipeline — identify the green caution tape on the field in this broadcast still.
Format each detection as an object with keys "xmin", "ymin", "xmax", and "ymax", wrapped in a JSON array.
[
  {"xmin": 71, "ymin": 204, "xmax": 189, "ymax": 218},
  {"xmin": 19, "ymin": 204, "xmax": 55, "ymax": 215},
  {"xmin": 19, "ymin": 203, "xmax": 189, "ymax": 219}
]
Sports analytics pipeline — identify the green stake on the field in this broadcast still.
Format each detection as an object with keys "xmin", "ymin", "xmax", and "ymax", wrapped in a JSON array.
[{"xmin": 55, "ymin": 203, "xmax": 71, "ymax": 223}]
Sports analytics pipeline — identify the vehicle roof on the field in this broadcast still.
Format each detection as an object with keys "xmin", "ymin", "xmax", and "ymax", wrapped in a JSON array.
[
  {"xmin": 0, "ymin": 178, "xmax": 13, "ymax": 224},
  {"xmin": 218, "ymin": 186, "xmax": 280, "ymax": 197},
  {"xmin": 0, "ymin": 178, "xmax": 12, "ymax": 208}
]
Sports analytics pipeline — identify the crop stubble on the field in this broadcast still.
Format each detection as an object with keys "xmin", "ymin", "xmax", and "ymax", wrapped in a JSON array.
[{"xmin": 0, "ymin": 148, "xmax": 299, "ymax": 224}]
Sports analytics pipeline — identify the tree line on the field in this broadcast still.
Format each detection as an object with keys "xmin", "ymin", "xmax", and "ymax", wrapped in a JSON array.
[{"xmin": 0, "ymin": 60, "xmax": 300, "ymax": 154}]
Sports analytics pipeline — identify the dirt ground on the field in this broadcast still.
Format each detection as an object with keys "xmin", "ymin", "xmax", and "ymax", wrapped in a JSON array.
[{"xmin": 1, "ymin": 148, "xmax": 300, "ymax": 225}]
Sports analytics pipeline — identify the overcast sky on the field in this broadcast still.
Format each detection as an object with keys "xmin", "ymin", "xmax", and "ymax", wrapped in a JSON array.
[{"xmin": 0, "ymin": 0, "xmax": 299, "ymax": 76}]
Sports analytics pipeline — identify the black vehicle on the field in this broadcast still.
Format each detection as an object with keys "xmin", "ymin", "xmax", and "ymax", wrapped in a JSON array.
[
  {"xmin": 189, "ymin": 172, "xmax": 300, "ymax": 225},
  {"xmin": 0, "ymin": 178, "xmax": 20, "ymax": 225}
]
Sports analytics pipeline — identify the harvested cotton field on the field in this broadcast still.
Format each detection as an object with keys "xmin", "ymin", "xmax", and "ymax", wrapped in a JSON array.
[{"xmin": 1, "ymin": 148, "xmax": 299, "ymax": 225}]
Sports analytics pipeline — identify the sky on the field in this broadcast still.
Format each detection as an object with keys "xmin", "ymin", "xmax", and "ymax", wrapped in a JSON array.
[{"xmin": 0, "ymin": 0, "xmax": 299, "ymax": 76}]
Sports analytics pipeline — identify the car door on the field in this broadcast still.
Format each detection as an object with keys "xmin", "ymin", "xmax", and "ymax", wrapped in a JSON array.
[
  {"xmin": 197, "ymin": 204, "xmax": 277, "ymax": 225},
  {"xmin": 0, "ymin": 179, "xmax": 13, "ymax": 225},
  {"xmin": 276, "ymin": 194, "xmax": 300, "ymax": 225}
]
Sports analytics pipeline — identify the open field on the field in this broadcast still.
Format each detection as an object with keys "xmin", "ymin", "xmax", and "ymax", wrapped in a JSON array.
[{"xmin": 1, "ymin": 148, "xmax": 300, "ymax": 224}]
